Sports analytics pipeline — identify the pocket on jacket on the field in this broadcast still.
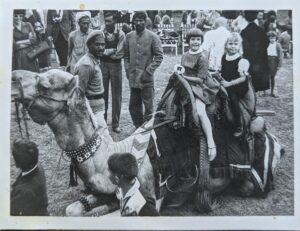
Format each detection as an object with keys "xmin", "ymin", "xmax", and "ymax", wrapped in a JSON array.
[{"xmin": 141, "ymin": 71, "xmax": 152, "ymax": 83}]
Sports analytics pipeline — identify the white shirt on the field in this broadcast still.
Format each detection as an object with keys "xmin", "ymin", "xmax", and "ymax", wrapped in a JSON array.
[
  {"xmin": 36, "ymin": 9, "xmax": 46, "ymax": 28},
  {"xmin": 232, "ymin": 15, "xmax": 248, "ymax": 32},
  {"xmin": 267, "ymin": 42, "xmax": 277, "ymax": 56},
  {"xmin": 115, "ymin": 178, "xmax": 146, "ymax": 216},
  {"xmin": 54, "ymin": 9, "xmax": 63, "ymax": 21},
  {"xmin": 202, "ymin": 26, "xmax": 231, "ymax": 71},
  {"xmin": 21, "ymin": 164, "xmax": 38, "ymax": 177}
]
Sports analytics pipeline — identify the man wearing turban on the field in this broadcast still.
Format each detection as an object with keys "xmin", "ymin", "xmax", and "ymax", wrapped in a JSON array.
[
  {"xmin": 74, "ymin": 30, "xmax": 111, "ymax": 141},
  {"xmin": 67, "ymin": 11, "xmax": 92, "ymax": 74}
]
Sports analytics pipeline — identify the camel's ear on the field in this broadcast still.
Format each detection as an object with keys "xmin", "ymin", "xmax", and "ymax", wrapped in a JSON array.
[
  {"xmin": 39, "ymin": 76, "xmax": 51, "ymax": 89},
  {"xmin": 12, "ymin": 70, "xmax": 23, "ymax": 81}
]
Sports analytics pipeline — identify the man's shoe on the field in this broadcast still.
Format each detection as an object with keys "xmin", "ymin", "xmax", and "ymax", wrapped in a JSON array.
[
  {"xmin": 112, "ymin": 127, "xmax": 121, "ymax": 133},
  {"xmin": 233, "ymin": 127, "xmax": 243, "ymax": 138}
]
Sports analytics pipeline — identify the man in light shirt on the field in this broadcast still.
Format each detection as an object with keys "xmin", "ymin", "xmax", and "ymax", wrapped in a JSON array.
[
  {"xmin": 67, "ymin": 11, "xmax": 92, "ymax": 74},
  {"xmin": 202, "ymin": 17, "xmax": 231, "ymax": 72}
]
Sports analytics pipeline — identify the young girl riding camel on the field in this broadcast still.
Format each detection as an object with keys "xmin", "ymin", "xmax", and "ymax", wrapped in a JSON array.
[
  {"xmin": 220, "ymin": 32, "xmax": 250, "ymax": 138},
  {"xmin": 179, "ymin": 28, "xmax": 220, "ymax": 161}
]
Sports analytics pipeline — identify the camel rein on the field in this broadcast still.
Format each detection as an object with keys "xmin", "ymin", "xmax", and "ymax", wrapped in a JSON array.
[{"xmin": 14, "ymin": 78, "xmax": 30, "ymax": 139}]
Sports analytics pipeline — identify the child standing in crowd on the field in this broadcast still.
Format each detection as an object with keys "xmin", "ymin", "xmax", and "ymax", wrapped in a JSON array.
[
  {"xmin": 220, "ymin": 32, "xmax": 250, "ymax": 138},
  {"xmin": 278, "ymin": 26, "xmax": 291, "ymax": 58},
  {"xmin": 108, "ymin": 153, "xmax": 159, "ymax": 216},
  {"xmin": 180, "ymin": 28, "xmax": 220, "ymax": 161},
  {"xmin": 267, "ymin": 31, "xmax": 283, "ymax": 97}
]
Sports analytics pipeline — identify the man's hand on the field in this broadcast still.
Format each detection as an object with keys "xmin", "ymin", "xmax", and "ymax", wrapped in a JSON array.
[
  {"xmin": 104, "ymin": 48, "xmax": 116, "ymax": 56},
  {"xmin": 141, "ymin": 71, "xmax": 151, "ymax": 83}
]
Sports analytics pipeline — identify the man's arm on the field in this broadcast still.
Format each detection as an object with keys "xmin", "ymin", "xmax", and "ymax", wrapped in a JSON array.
[
  {"xmin": 110, "ymin": 30, "xmax": 125, "ymax": 60},
  {"xmin": 124, "ymin": 34, "xmax": 130, "ymax": 72},
  {"xmin": 75, "ymin": 64, "xmax": 91, "ymax": 93},
  {"xmin": 145, "ymin": 34, "xmax": 163, "ymax": 75},
  {"xmin": 45, "ymin": 10, "xmax": 54, "ymax": 38},
  {"xmin": 69, "ymin": 11, "xmax": 76, "ymax": 31},
  {"xmin": 67, "ymin": 33, "xmax": 74, "ymax": 64},
  {"xmin": 277, "ymin": 42, "xmax": 283, "ymax": 68}
]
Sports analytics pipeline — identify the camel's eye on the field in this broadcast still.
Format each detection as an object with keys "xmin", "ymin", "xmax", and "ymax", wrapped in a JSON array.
[
  {"xmin": 39, "ymin": 79, "xmax": 51, "ymax": 90},
  {"xmin": 49, "ymin": 78, "xmax": 55, "ymax": 85}
]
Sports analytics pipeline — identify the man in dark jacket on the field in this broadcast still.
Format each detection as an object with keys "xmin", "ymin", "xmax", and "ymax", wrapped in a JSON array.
[
  {"xmin": 100, "ymin": 11, "xmax": 125, "ymax": 133},
  {"xmin": 241, "ymin": 10, "xmax": 269, "ymax": 92},
  {"xmin": 11, "ymin": 139, "xmax": 48, "ymax": 216},
  {"xmin": 124, "ymin": 11, "xmax": 163, "ymax": 128}
]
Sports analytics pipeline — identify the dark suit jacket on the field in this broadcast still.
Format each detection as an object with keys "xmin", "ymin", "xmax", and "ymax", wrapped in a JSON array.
[
  {"xmin": 138, "ymin": 196, "xmax": 159, "ymax": 216},
  {"xmin": 11, "ymin": 165, "xmax": 48, "ymax": 216},
  {"xmin": 46, "ymin": 10, "xmax": 75, "ymax": 42},
  {"xmin": 241, "ymin": 22, "xmax": 270, "ymax": 91}
]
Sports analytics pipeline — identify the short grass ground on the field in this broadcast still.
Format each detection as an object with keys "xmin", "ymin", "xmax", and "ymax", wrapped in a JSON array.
[{"xmin": 10, "ymin": 53, "xmax": 293, "ymax": 216}]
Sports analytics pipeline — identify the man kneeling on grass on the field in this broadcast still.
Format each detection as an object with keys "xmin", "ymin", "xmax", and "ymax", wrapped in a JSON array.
[{"xmin": 108, "ymin": 153, "xmax": 159, "ymax": 216}]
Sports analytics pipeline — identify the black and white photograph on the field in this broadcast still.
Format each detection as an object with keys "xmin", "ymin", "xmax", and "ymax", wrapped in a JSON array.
[{"xmin": 0, "ymin": 0, "xmax": 299, "ymax": 230}]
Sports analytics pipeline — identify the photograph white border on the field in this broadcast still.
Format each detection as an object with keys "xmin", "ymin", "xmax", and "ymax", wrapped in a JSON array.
[{"xmin": 0, "ymin": 0, "xmax": 299, "ymax": 229}]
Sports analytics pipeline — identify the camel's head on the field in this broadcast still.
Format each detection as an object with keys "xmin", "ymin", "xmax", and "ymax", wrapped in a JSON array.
[{"xmin": 11, "ymin": 69, "xmax": 78, "ymax": 124}]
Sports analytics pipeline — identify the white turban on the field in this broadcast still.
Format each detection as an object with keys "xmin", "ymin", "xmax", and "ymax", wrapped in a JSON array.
[{"xmin": 76, "ymin": 11, "xmax": 91, "ymax": 23}]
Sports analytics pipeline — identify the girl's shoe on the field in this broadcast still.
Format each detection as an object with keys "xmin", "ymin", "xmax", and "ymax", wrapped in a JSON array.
[
  {"xmin": 208, "ymin": 146, "xmax": 217, "ymax": 161},
  {"xmin": 233, "ymin": 127, "xmax": 243, "ymax": 138}
]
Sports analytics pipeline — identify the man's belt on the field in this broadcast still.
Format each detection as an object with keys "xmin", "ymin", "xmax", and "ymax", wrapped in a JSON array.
[{"xmin": 86, "ymin": 94, "xmax": 104, "ymax": 100}]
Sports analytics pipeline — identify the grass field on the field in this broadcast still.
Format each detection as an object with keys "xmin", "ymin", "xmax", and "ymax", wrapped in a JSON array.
[{"xmin": 10, "ymin": 53, "xmax": 294, "ymax": 216}]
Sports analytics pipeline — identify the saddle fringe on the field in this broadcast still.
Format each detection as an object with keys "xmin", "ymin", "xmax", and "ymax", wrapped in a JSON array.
[{"xmin": 198, "ymin": 136, "xmax": 210, "ymax": 189}]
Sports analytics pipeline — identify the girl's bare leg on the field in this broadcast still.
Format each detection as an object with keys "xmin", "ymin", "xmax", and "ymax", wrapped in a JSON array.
[{"xmin": 195, "ymin": 99, "xmax": 216, "ymax": 161}]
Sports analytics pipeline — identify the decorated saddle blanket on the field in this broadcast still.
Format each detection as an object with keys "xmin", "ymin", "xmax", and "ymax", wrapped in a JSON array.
[{"xmin": 130, "ymin": 118, "xmax": 155, "ymax": 168}]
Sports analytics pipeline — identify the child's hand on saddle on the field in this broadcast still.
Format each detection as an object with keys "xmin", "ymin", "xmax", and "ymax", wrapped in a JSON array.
[
  {"xmin": 220, "ymin": 80, "xmax": 232, "ymax": 88},
  {"xmin": 211, "ymin": 71, "xmax": 225, "ymax": 83}
]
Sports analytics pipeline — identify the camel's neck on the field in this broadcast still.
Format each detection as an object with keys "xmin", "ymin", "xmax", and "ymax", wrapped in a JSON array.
[{"xmin": 47, "ymin": 107, "xmax": 96, "ymax": 151}]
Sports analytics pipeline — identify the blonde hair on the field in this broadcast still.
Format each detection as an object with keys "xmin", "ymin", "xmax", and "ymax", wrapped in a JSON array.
[{"xmin": 224, "ymin": 32, "xmax": 243, "ymax": 56}]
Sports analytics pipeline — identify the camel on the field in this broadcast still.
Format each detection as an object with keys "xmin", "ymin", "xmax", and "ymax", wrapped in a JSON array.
[{"xmin": 11, "ymin": 69, "xmax": 283, "ymax": 216}]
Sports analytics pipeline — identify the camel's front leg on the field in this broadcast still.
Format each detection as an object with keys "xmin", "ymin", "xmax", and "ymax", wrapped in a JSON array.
[
  {"xmin": 66, "ymin": 193, "xmax": 119, "ymax": 216},
  {"xmin": 84, "ymin": 202, "xmax": 119, "ymax": 216},
  {"xmin": 66, "ymin": 194, "xmax": 98, "ymax": 216}
]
